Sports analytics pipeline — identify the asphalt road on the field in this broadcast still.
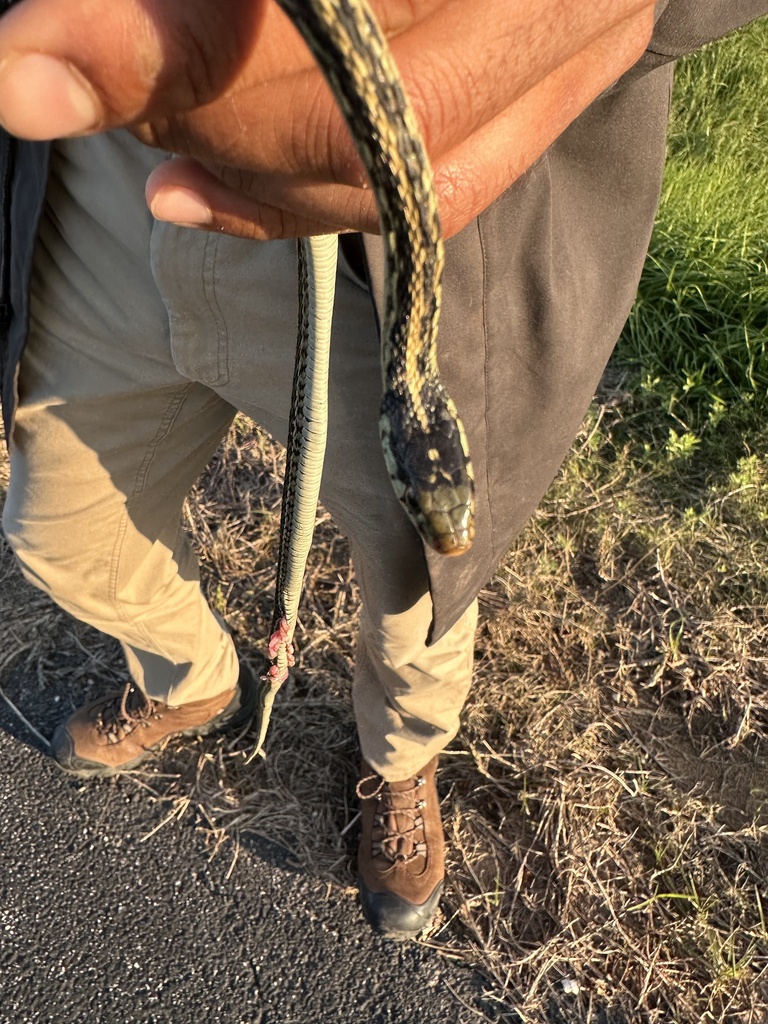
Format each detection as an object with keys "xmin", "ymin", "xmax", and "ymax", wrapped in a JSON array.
[{"xmin": 0, "ymin": 693, "xmax": 503, "ymax": 1024}]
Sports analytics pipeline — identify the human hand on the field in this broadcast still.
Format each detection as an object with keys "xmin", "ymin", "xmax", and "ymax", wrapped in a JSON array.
[{"xmin": 0, "ymin": 0, "xmax": 657, "ymax": 239}]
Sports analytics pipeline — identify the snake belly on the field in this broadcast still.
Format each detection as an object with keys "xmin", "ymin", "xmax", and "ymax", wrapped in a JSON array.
[{"xmin": 275, "ymin": 0, "xmax": 475, "ymax": 556}]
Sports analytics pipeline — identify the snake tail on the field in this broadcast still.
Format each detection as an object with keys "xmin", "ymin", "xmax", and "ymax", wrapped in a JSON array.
[{"xmin": 260, "ymin": 232, "xmax": 337, "ymax": 749}]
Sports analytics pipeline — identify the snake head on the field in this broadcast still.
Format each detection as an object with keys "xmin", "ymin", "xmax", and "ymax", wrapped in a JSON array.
[
  {"xmin": 413, "ymin": 478, "xmax": 475, "ymax": 556},
  {"xmin": 380, "ymin": 388, "xmax": 475, "ymax": 556}
]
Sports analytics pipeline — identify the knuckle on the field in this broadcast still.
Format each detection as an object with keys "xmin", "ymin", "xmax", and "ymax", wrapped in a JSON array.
[
  {"xmin": 302, "ymin": 75, "xmax": 366, "ymax": 185},
  {"xmin": 303, "ymin": 78, "xmax": 342, "ymax": 178},
  {"xmin": 158, "ymin": 4, "xmax": 263, "ymax": 111}
]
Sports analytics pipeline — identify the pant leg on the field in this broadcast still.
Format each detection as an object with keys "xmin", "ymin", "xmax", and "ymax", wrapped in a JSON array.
[
  {"xmin": 166, "ymin": 229, "xmax": 477, "ymax": 780},
  {"xmin": 2, "ymin": 132, "xmax": 240, "ymax": 704},
  {"xmin": 318, "ymin": 258, "xmax": 477, "ymax": 778},
  {"xmin": 353, "ymin": 578, "xmax": 478, "ymax": 780}
]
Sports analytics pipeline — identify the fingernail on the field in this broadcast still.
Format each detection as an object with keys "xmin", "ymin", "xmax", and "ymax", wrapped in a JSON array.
[
  {"xmin": 0, "ymin": 53, "xmax": 103, "ymax": 139},
  {"xmin": 150, "ymin": 188, "xmax": 213, "ymax": 227}
]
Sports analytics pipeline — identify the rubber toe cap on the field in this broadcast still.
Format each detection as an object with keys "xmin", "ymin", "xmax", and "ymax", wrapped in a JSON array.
[
  {"xmin": 49, "ymin": 725, "xmax": 111, "ymax": 778},
  {"xmin": 358, "ymin": 876, "xmax": 443, "ymax": 940}
]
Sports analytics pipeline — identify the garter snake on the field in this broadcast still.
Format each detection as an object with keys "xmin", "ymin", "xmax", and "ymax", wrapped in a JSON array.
[{"xmin": 275, "ymin": 0, "xmax": 476, "ymax": 556}]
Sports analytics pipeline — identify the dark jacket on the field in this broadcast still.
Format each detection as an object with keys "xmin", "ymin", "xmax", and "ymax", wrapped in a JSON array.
[{"xmin": 1, "ymin": 1, "xmax": 766, "ymax": 643}]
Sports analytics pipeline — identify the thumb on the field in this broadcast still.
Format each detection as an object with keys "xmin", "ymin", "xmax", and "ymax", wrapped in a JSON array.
[{"xmin": 0, "ymin": 0, "xmax": 265, "ymax": 140}]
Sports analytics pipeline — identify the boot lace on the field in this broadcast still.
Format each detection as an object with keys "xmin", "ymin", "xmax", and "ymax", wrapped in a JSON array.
[
  {"xmin": 356, "ymin": 771, "xmax": 428, "ymax": 863},
  {"xmin": 95, "ymin": 683, "xmax": 164, "ymax": 744}
]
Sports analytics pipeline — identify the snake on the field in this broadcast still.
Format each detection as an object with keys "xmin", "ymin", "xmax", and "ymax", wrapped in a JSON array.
[
  {"xmin": 255, "ymin": 0, "xmax": 476, "ymax": 737},
  {"xmin": 276, "ymin": 0, "xmax": 476, "ymax": 556}
]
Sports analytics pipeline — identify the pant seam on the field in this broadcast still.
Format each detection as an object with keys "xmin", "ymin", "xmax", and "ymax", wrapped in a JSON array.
[
  {"xmin": 201, "ymin": 231, "xmax": 231, "ymax": 386},
  {"xmin": 476, "ymin": 214, "xmax": 495, "ymax": 555}
]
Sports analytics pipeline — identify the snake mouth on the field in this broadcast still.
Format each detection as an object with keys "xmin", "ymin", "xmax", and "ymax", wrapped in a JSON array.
[
  {"xmin": 430, "ymin": 528, "xmax": 475, "ymax": 557},
  {"xmin": 417, "ymin": 488, "xmax": 475, "ymax": 557}
]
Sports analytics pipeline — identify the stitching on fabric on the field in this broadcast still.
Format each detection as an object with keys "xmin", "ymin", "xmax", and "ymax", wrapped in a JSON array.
[
  {"xmin": 204, "ymin": 231, "xmax": 231, "ymax": 387},
  {"xmin": 476, "ymin": 214, "xmax": 494, "ymax": 555}
]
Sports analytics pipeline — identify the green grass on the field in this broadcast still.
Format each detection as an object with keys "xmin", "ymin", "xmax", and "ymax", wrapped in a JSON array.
[{"xmin": 615, "ymin": 18, "xmax": 768, "ymax": 486}]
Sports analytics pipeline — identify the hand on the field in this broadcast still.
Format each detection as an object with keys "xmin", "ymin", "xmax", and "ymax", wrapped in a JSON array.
[{"xmin": 0, "ymin": 0, "xmax": 656, "ymax": 239}]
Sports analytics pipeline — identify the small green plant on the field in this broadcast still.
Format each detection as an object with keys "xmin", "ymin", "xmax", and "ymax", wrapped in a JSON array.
[{"xmin": 666, "ymin": 428, "xmax": 701, "ymax": 460}]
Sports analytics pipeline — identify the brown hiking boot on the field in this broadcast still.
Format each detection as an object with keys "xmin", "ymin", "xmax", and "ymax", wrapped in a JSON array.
[
  {"xmin": 356, "ymin": 756, "xmax": 445, "ymax": 940},
  {"xmin": 50, "ymin": 663, "xmax": 256, "ymax": 778}
]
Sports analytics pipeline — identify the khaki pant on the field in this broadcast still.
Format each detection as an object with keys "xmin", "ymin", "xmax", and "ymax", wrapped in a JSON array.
[{"xmin": 1, "ymin": 132, "xmax": 477, "ymax": 780}]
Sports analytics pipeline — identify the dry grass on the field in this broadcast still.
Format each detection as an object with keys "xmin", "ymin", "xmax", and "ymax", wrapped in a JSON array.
[{"xmin": 3, "ymin": 401, "xmax": 768, "ymax": 1024}]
